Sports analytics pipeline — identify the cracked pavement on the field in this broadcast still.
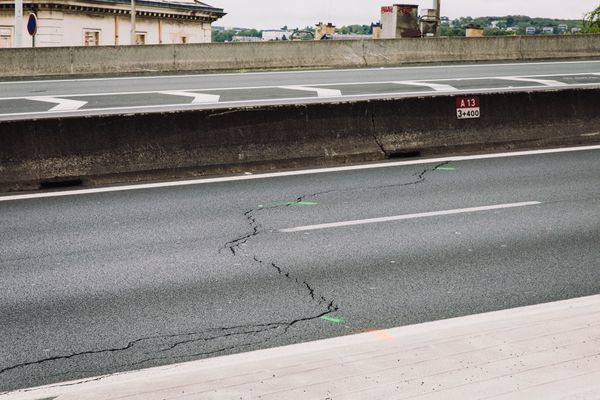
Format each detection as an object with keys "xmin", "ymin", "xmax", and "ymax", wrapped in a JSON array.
[{"xmin": 2, "ymin": 150, "xmax": 600, "ymax": 392}]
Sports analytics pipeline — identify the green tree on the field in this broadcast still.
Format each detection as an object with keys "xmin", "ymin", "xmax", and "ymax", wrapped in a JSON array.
[
  {"xmin": 484, "ymin": 28, "xmax": 515, "ymax": 36},
  {"xmin": 583, "ymin": 5, "xmax": 600, "ymax": 33},
  {"xmin": 236, "ymin": 29, "xmax": 261, "ymax": 38},
  {"xmin": 212, "ymin": 30, "xmax": 234, "ymax": 42},
  {"xmin": 441, "ymin": 24, "xmax": 465, "ymax": 36}
]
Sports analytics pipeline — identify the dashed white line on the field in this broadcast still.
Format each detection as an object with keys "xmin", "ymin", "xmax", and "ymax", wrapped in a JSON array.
[
  {"xmin": 25, "ymin": 97, "xmax": 87, "ymax": 111},
  {"xmin": 279, "ymin": 202, "xmax": 542, "ymax": 233},
  {"xmin": 279, "ymin": 85, "xmax": 342, "ymax": 97},
  {"xmin": 159, "ymin": 91, "xmax": 221, "ymax": 104},
  {"xmin": 395, "ymin": 81, "xmax": 458, "ymax": 91}
]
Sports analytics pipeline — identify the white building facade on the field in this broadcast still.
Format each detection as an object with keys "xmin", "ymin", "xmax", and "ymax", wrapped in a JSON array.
[
  {"xmin": 261, "ymin": 29, "xmax": 291, "ymax": 41},
  {"xmin": 0, "ymin": 0, "xmax": 224, "ymax": 47}
]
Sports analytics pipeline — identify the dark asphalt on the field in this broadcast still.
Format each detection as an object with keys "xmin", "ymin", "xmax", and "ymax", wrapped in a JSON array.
[
  {"xmin": 1, "ymin": 148, "xmax": 599, "ymax": 391},
  {"xmin": 1, "ymin": 60, "xmax": 599, "ymax": 120}
]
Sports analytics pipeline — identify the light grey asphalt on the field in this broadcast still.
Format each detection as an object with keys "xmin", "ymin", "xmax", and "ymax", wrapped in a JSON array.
[
  {"xmin": 0, "ymin": 148, "xmax": 599, "ymax": 392},
  {"xmin": 1, "ymin": 60, "xmax": 600, "ymax": 120}
]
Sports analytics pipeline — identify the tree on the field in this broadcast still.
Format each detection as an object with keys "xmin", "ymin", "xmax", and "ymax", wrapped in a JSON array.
[
  {"xmin": 583, "ymin": 5, "xmax": 600, "ymax": 33},
  {"xmin": 484, "ymin": 28, "xmax": 515, "ymax": 36}
]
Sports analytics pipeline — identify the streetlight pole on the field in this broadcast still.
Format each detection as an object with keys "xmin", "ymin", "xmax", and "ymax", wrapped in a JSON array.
[
  {"xmin": 130, "ymin": 0, "xmax": 136, "ymax": 45},
  {"xmin": 14, "ymin": 0, "xmax": 23, "ymax": 47}
]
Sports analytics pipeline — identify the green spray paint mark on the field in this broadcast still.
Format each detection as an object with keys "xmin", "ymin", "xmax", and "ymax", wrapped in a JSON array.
[
  {"xmin": 287, "ymin": 201, "xmax": 319, "ymax": 206},
  {"xmin": 435, "ymin": 167, "xmax": 457, "ymax": 171},
  {"xmin": 320, "ymin": 315, "xmax": 344, "ymax": 324}
]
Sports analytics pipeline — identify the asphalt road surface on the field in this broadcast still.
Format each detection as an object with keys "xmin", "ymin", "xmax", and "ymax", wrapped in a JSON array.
[
  {"xmin": 1, "ymin": 60, "xmax": 600, "ymax": 120},
  {"xmin": 1, "ymin": 147, "xmax": 599, "ymax": 392}
]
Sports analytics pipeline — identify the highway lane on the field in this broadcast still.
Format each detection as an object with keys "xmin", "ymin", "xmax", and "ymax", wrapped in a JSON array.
[
  {"xmin": 1, "ymin": 147, "xmax": 599, "ymax": 391},
  {"xmin": 1, "ymin": 60, "xmax": 600, "ymax": 120}
]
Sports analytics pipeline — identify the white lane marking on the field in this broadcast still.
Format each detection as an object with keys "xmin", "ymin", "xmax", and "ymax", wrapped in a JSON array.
[
  {"xmin": 279, "ymin": 85, "xmax": 342, "ymax": 97},
  {"xmin": 159, "ymin": 91, "xmax": 220, "ymax": 104},
  {"xmin": 24, "ymin": 97, "xmax": 87, "ymax": 111},
  {"xmin": 0, "ymin": 146, "xmax": 599, "ymax": 203},
  {"xmin": 395, "ymin": 81, "xmax": 458, "ymax": 91},
  {"xmin": 2, "ymin": 73, "xmax": 599, "ymax": 101},
  {"xmin": 1, "ymin": 60, "xmax": 599, "ymax": 85},
  {"xmin": 497, "ymin": 77, "xmax": 569, "ymax": 87},
  {"xmin": 3, "ymin": 82, "xmax": 600, "ymax": 120},
  {"xmin": 279, "ymin": 202, "xmax": 542, "ymax": 233}
]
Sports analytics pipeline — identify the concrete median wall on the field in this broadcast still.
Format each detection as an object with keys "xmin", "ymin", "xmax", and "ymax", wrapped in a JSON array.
[
  {"xmin": 0, "ymin": 34, "xmax": 599, "ymax": 77},
  {"xmin": 1, "ymin": 88, "xmax": 600, "ymax": 192}
]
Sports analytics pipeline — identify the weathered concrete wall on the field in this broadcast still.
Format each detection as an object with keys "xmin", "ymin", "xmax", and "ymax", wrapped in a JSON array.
[
  {"xmin": 0, "ymin": 34, "xmax": 599, "ymax": 77},
  {"xmin": 1, "ymin": 88, "xmax": 599, "ymax": 192}
]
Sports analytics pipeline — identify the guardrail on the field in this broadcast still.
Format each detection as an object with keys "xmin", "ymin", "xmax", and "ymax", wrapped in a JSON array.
[{"xmin": 0, "ymin": 34, "xmax": 599, "ymax": 78}]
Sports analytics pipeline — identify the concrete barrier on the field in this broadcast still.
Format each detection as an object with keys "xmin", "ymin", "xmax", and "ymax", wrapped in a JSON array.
[
  {"xmin": 1, "ymin": 88, "xmax": 599, "ymax": 192},
  {"xmin": 0, "ymin": 34, "xmax": 599, "ymax": 77}
]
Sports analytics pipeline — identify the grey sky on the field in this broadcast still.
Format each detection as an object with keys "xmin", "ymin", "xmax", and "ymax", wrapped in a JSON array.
[{"xmin": 211, "ymin": 0, "xmax": 598, "ymax": 29}]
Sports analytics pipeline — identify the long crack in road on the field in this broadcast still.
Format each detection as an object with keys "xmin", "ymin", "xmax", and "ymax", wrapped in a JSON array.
[{"xmin": 0, "ymin": 161, "xmax": 449, "ymax": 391}]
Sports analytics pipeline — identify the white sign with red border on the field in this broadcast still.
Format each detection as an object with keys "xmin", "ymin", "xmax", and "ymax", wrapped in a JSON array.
[{"xmin": 456, "ymin": 96, "xmax": 480, "ymax": 119}]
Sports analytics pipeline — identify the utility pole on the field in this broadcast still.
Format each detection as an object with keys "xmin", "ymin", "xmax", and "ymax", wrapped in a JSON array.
[
  {"xmin": 434, "ymin": 0, "xmax": 441, "ymax": 36},
  {"xmin": 14, "ymin": 0, "xmax": 23, "ymax": 47},
  {"xmin": 130, "ymin": 0, "xmax": 136, "ymax": 45}
]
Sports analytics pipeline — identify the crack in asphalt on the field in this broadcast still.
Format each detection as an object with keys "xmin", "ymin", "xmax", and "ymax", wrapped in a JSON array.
[
  {"xmin": 0, "ymin": 161, "xmax": 446, "ymax": 389},
  {"xmin": 219, "ymin": 209, "xmax": 262, "ymax": 255}
]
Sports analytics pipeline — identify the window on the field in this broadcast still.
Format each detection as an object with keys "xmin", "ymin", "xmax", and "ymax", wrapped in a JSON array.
[
  {"xmin": 0, "ymin": 27, "xmax": 12, "ymax": 48},
  {"xmin": 135, "ymin": 32, "xmax": 146, "ymax": 45},
  {"xmin": 83, "ymin": 30, "xmax": 100, "ymax": 46}
]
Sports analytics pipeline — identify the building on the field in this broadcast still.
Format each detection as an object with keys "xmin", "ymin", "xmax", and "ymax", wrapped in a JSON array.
[
  {"xmin": 261, "ymin": 29, "xmax": 291, "ymax": 41},
  {"xmin": 558, "ymin": 24, "xmax": 568, "ymax": 33},
  {"xmin": 332, "ymin": 33, "xmax": 371, "ymax": 40},
  {"xmin": 380, "ymin": 4, "xmax": 421, "ymax": 39},
  {"xmin": 542, "ymin": 27, "xmax": 554, "ymax": 34},
  {"xmin": 315, "ymin": 22, "xmax": 335, "ymax": 40},
  {"xmin": 0, "ymin": 0, "xmax": 225, "ymax": 47},
  {"xmin": 231, "ymin": 35, "xmax": 260, "ymax": 42},
  {"xmin": 525, "ymin": 26, "xmax": 536, "ymax": 35},
  {"xmin": 465, "ymin": 24, "xmax": 483, "ymax": 37},
  {"xmin": 371, "ymin": 22, "xmax": 382, "ymax": 39}
]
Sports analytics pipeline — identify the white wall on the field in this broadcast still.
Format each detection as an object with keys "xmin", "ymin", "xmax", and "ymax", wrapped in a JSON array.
[{"xmin": 0, "ymin": 9, "xmax": 213, "ymax": 47}]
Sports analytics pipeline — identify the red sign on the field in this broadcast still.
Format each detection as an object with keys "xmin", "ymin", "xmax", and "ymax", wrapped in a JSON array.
[
  {"xmin": 381, "ymin": 6, "xmax": 393, "ymax": 13},
  {"xmin": 456, "ymin": 97, "xmax": 480, "ymax": 108},
  {"xmin": 398, "ymin": 6, "xmax": 414, "ymax": 15},
  {"xmin": 456, "ymin": 96, "xmax": 481, "ymax": 119}
]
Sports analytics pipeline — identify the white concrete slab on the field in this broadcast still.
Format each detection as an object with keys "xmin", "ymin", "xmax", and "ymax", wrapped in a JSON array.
[{"xmin": 3, "ymin": 295, "xmax": 600, "ymax": 400}]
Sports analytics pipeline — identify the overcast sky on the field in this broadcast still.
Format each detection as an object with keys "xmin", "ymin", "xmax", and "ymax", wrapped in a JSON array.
[{"xmin": 210, "ymin": 0, "xmax": 598, "ymax": 29}]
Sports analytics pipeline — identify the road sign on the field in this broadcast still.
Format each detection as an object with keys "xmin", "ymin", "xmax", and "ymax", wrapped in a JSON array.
[
  {"xmin": 27, "ymin": 13, "xmax": 37, "ymax": 36},
  {"xmin": 456, "ymin": 96, "xmax": 480, "ymax": 119}
]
